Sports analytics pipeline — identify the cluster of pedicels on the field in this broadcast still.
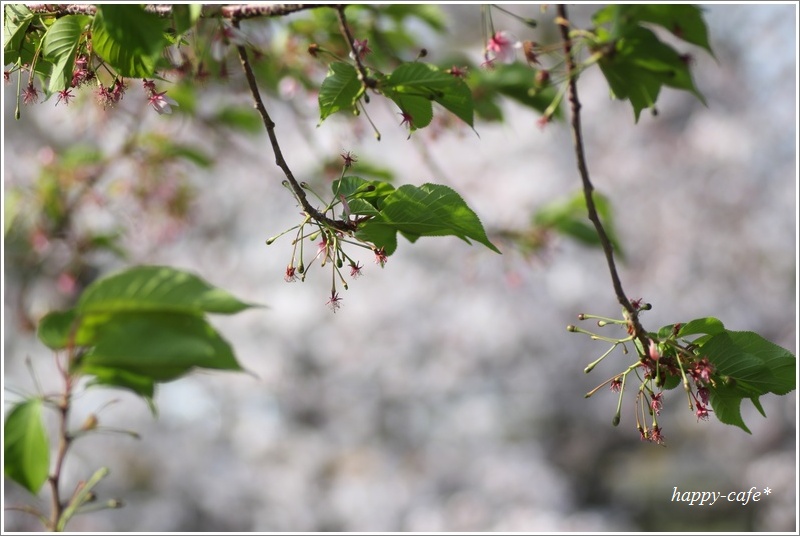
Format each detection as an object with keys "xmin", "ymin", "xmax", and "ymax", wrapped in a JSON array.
[
  {"xmin": 267, "ymin": 152, "xmax": 387, "ymax": 313},
  {"xmin": 5, "ymin": 21, "xmax": 258, "ymax": 116},
  {"xmin": 570, "ymin": 299, "xmax": 716, "ymax": 445}
]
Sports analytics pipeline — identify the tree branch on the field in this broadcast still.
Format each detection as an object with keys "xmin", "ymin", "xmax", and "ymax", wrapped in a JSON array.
[
  {"xmin": 233, "ymin": 23, "xmax": 354, "ymax": 234},
  {"xmin": 26, "ymin": 4, "xmax": 326, "ymax": 19},
  {"xmin": 556, "ymin": 5, "xmax": 649, "ymax": 351}
]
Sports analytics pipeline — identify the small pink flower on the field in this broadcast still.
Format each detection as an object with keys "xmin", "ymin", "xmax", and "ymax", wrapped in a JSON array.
[
  {"xmin": 148, "ymin": 90, "xmax": 179, "ymax": 115},
  {"xmin": 485, "ymin": 31, "xmax": 519, "ymax": 64},
  {"xmin": 326, "ymin": 291, "xmax": 343, "ymax": 312},
  {"xmin": 648, "ymin": 339, "xmax": 660, "ymax": 362},
  {"xmin": 689, "ymin": 357, "xmax": 714, "ymax": 385},
  {"xmin": 57, "ymin": 272, "xmax": 77, "ymax": 295},
  {"xmin": 350, "ymin": 38, "xmax": 371, "ymax": 61},
  {"xmin": 373, "ymin": 247, "xmax": 388, "ymax": 267},
  {"xmin": 349, "ymin": 261, "xmax": 363, "ymax": 278},
  {"xmin": 55, "ymin": 89, "xmax": 74, "ymax": 106},
  {"xmin": 211, "ymin": 24, "xmax": 248, "ymax": 61},
  {"xmin": 609, "ymin": 377, "xmax": 623, "ymax": 393},
  {"xmin": 22, "ymin": 84, "xmax": 39, "ymax": 105},
  {"xmin": 695, "ymin": 403, "xmax": 711, "ymax": 421},
  {"xmin": 341, "ymin": 150, "xmax": 358, "ymax": 167},
  {"xmin": 650, "ymin": 392, "xmax": 663, "ymax": 415},
  {"xmin": 284, "ymin": 265, "xmax": 298, "ymax": 283},
  {"xmin": 650, "ymin": 425, "xmax": 665, "ymax": 445},
  {"xmin": 142, "ymin": 79, "xmax": 157, "ymax": 94},
  {"xmin": 399, "ymin": 111, "xmax": 414, "ymax": 129},
  {"xmin": 447, "ymin": 65, "xmax": 468, "ymax": 78}
]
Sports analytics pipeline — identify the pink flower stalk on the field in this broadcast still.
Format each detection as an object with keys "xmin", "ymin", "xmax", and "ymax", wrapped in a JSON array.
[
  {"xmin": 148, "ymin": 90, "xmax": 179, "ymax": 115},
  {"xmin": 485, "ymin": 31, "xmax": 519, "ymax": 64}
]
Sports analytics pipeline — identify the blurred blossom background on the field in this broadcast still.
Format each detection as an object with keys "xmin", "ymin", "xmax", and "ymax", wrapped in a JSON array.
[{"xmin": 2, "ymin": 4, "xmax": 797, "ymax": 532}]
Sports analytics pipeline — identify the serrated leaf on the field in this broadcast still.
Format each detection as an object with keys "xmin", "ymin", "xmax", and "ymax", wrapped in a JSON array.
[
  {"xmin": 4, "ymin": 399, "xmax": 50, "ymax": 494},
  {"xmin": 357, "ymin": 183, "xmax": 500, "ymax": 255},
  {"xmin": 42, "ymin": 15, "xmax": 90, "ymax": 93},
  {"xmin": 678, "ymin": 317, "xmax": 725, "ymax": 338},
  {"xmin": 702, "ymin": 330, "xmax": 796, "ymax": 432},
  {"xmin": 598, "ymin": 25, "xmax": 706, "ymax": 121},
  {"xmin": 626, "ymin": 5, "xmax": 714, "ymax": 57},
  {"xmin": 383, "ymin": 62, "xmax": 473, "ymax": 127},
  {"xmin": 91, "ymin": 5, "xmax": 168, "ymax": 78},
  {"xmin": 703, "ymin": 331, "xmax": 796, "ymax": 396},
  {"xmin": 318, "ymin": 62, "xmax": 362, "ymax": 121},
  {"xmin": 74, "ymin": 312, "xmax": 242, "ymax": 381},
  {"xmin": 3, "ymin": 4, "xmax": 33, "ymax": 62},
  {"xmin": 709, "ymin": 383, "xmax": 752, "ymax": 433},
  {"xmin": 77, "ymin": 266, "xmax": 257, "ymax": 316},
  {"xmin": 471, "ymin": 63, "xmax": 561, "ymax": 118},
  {"xmin": 387, "ymin": 93, "xmax": 433, "ymax": 130}
]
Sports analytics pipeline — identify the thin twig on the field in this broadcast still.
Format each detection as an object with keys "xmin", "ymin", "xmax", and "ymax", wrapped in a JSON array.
[
  {"xmin": 556, "ymin": 5, "xmax": 649, "ymax": 352},
  {"xmin": 335, "ymin": 5, "xmax": 377, "ymax": 89},
  {"xmin": 48, "ymin": 352, "xmax": 74, "ymax": 531},
  {"xmin": 233, "ymin": 23, "xmax": 354, "ymax": 234}
]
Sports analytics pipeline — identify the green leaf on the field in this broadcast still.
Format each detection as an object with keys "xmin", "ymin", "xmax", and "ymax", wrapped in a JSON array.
[
  {"xmin": 383, "ymin": 62, "xmax": 474, "ymax": 128},
  {"xmin": 318, "ymin": 62, "xmax": 362, "ymax": 121},
  {"xmin": 81, "ymin": 364, "xmax": 156, "ymax": 401},
  {"xmin": 4, "ymin": 399, "xmax": 50, "ymax": 494},
  {"xmin": 357, "ymin": 183, "xmax": 500, "ymax": 255},
  {"xmin": 678, "ymin": 317, "xmax": 725, "ymax": 339},
  {"xmin": 172, "ymin": 4, "xmax": 202, "ymax": 36},
  {"xmin": 37, "ymin": 309, "xmax": 79, "ymax": 350},
  {"xmin": 3, "ymin": 4, "xmax": 33, "ymax": 62},
  {"xmin": 598, "ymin": 26, "xmax": 706, "ymax": 121},
  {"xmin": 74, "ymin": 312, "xmax": 242, "ymax": 381},
  {"xmin": 42, "ymin": 15, "xmax": 90, "ymax": 93},
  {"xmin": 471, "ymin": 63, "xmax": 561, "ymax": 118},
  {"xmin": 213, "ymin": 106, "xmax": 262, "ymax": 133},
  {"xmin": 624, "ymin": 5, "xmax": 714, "ymax": 57},
  {"xmin": 533, "ymin": 191, "xmax": 623, "ymax": 258},
  {"xmin": 77, "ymin": 265, "xmax": 257, "ymax": 316},
  {"xmin": 702, "ymin": 331, "xmax": 796, "ymax": 432},
  {"xmin": 333, "ymin": 176, "xmax": 395, "ymax": 211},
  {"xmin": 709, "ymin": 383, "xmax": 753, "ymax": 433},
  {"xmin": 162, "ymin": 143, "xmax": 213, "ymax": 168},
  {"xmin": 387, "ymin": 93, "xmax": 433, "ymax": 130},
  {"xmin": 91, "ymin": 5, "xmax": 168, "ymax": 78},
  {"xmin": 703, "ymin": 331, "xmax": 796, "ymax": 396}
]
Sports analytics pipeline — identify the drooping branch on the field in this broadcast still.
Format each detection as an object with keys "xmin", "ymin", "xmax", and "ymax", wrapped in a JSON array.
[
  {"xmin": 25, "ymin": 4, "xmax": 326, "ymax": 20},
  {"xmin": 556, "ymin": 5, "xmax": 649, "ymax": 351},
  {"xmin": 233, "ymin": 23, "xmax": 354, "ymax": 235}
]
